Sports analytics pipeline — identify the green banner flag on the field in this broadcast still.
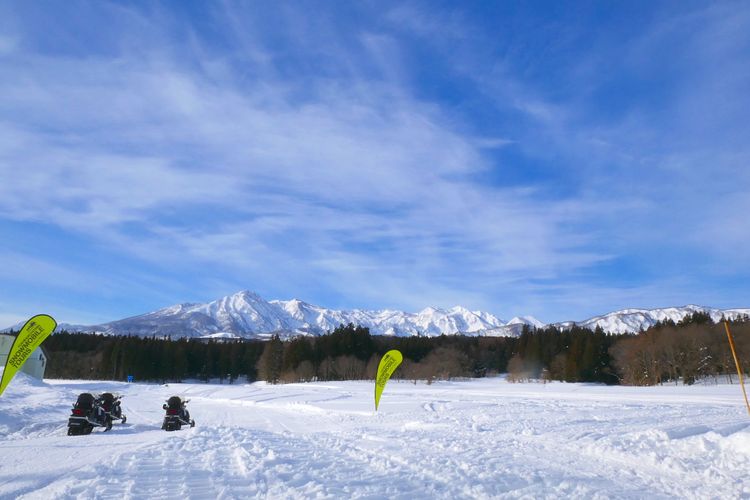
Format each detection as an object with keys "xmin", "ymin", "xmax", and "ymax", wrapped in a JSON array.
[
  {"xmin": 0, "ymin": 314, "xmax": 57, "ymax": 396},
  {"xmin": 374, "ymin": 349, "xmax": 402, "ymax": 411}
]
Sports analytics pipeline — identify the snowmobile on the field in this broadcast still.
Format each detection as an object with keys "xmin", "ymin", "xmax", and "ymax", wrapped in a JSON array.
[
  {"xmin": 67, "ymin": 392, "xmax": 112, "ymax": 435},
  {"xmin": 98, "ymin": 392, "xmax": 127, "ymax": 425},
  {"xmin": 161, "ymin": 396, "xmax": 195, "ymax": 431}
]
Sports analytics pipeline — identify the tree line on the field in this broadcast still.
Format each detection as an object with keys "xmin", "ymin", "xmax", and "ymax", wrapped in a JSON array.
[
  {"xmin": 38, "ymin": 314, "xmax": 748, "ymax": 386},
  {"xmin": 506, "ymin": 312, "xmax": 749, "ymax": 385},
  {"xmin": 42, "ymin": 324, "xmax": 516, "ymax": 384},
  {"xmin": 608, "ymin": 315, "xmax": 750, "ymax": 385},
  {"xmin": 256, "ymin": 324, "xmax": 516, "ymax": 384},
  {"xmin": 44, "ymin": 332, "xmax": 265, "ymax": 382},
  {"xmin": 506, "ymin": 325, "xmax": 622, "ymax": 384}
]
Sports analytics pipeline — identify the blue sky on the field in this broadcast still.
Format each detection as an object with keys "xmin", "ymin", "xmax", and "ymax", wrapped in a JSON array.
[{"xmin": 1, "ymin": 1, "xmax": 749, "ymax": 326}]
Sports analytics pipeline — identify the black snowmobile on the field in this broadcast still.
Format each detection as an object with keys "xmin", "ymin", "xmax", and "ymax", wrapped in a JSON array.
[
  {"xmin": 162, "ymin": 396, "xmax": 195, "ymax": 431},
  {"xmin": 67, "ymin": 392, "xmax": 112, "ymax": 435},
  {"xmin": 98, "ymin": 392, "xmax": 127, "ymax": 425}
]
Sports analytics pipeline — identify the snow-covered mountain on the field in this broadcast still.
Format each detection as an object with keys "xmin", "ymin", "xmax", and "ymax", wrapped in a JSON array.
[
  {"xmin": 552, "ymin": 305, "xmax": 750, "ymax": 335},
  {"xmin": 4, "ymin": 291, "xmax": 748, "ymax": 339},
  {"xmin": 43, "ymin": 290, "xmax": 532, "ymax": 340}
]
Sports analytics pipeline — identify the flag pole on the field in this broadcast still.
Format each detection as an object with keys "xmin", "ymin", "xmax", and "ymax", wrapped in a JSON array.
[{"xmin": 724, "ymin": 321, "xmax": 750, "ymax": 416}]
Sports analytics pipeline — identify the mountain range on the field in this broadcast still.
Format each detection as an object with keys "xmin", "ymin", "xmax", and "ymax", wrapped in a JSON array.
[{"xmin": 4, "ymin": 290, "xmax": 749, "ymax": 340}]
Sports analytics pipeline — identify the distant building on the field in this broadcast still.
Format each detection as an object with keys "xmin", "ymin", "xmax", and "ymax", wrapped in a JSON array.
[{"xmin": 0, "ymin": 333, "xmax": 49, "ymax": 379}]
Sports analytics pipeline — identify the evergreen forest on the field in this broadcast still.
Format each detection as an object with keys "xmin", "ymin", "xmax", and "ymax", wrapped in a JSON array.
[{"xmin": 38, "ymin": 314, "xmax": 749, "ymax": 386}]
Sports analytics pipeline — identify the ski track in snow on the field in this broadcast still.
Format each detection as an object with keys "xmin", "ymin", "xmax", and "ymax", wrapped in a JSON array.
[{"xmin": 1, "ymin": 375, "xmax": 749, "ymax": 499}]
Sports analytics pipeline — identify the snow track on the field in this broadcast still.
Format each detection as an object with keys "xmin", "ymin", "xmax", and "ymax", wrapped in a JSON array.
[{"xmin": 1, "ymin": 375, "xmax": 749, "ymax": 499}]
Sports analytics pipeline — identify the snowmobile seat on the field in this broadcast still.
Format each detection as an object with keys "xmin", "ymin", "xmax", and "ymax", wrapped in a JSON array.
[
  {"xmin": 99, "ymin": 393, "xmax": 115, "ymax": 404},
  {"xmin": 167, "ymin": 396, "xmax": 183, "ymax": 409},
  {"xmin": 75, "ymin": 393, "xmax": 96, "ymax": 410}
]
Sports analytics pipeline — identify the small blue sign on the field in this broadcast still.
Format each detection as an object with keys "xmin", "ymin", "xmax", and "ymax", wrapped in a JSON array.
[{"xmin": 126, "ymin": 375, "xmax": 134, "ymax": 383}]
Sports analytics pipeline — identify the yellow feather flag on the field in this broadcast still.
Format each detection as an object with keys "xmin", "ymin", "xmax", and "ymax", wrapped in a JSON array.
[
  {"xmin": 374, "ymin": 349, "xmax": 402, "ymax": 411},
  {"xmin": 0, "ymin": 314, "xmax": 57, "ymax": 396}
]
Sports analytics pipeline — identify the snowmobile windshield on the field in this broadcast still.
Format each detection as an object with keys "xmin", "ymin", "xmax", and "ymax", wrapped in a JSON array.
[
  {"xmin": 167, "ymin": 396, "xmax": 182, "ymax": 409},
  {"xmin": 76, "ymin": 393, "xmax": 95, "ymax": 409}
]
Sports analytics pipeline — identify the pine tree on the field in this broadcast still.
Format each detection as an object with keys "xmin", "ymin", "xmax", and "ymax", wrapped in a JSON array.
[{"xmin": 257, "ymin": 335, "xmax": 284, "ymax": 383}]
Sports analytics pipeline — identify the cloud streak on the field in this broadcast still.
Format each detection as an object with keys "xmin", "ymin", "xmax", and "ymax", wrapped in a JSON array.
[{"xmin": 0, "ymin": 2, "xmax": 748, "ymax": 323}]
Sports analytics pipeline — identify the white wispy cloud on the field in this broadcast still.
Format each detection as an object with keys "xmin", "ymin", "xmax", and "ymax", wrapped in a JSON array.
[
  {"xmin": 379, "ymin": 1, "xmax": 750, "ymax": 316},
  {"xmin": 1, "ymin": 2, "xmax": 747, "ymax": 323},
  {"xmin": 0, "ymin": 3, "xmax": 609, "ymax": 321}
]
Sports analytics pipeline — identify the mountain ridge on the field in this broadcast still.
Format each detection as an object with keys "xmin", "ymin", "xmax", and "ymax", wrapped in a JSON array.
[{"xmin": 3, "ymin": 290, "xmax": 749, "ymax": 339}]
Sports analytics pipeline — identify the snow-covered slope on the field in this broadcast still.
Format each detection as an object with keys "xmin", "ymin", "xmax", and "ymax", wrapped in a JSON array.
[
  {"xmin": 43, "ymin": 291, "xmax": 520, "ymax": 340},
  {"xmin": 3, "ymin": 291, "xmax": 748, "ymax": 339},
  {"xmin": 1, "ymin": 374, "xmax": 749, "ymax": 498},
  {"xmin": 553, "ymin": 305, "xmax": 750, "ymax": 334}
]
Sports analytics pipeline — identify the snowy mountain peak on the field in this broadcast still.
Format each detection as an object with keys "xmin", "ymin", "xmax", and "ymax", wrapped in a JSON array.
[
  {"xmin": 507, "ymin": 316, "xmax": 545, "ymax": 328},
  {"xmin": 552, "ymin": 304, "xmax": 750, "ymax": 335},
  {"xmin": 31, "ymin": 292, "xmax": 516, "ymax": 340},
  {"xmin": 4, "ymin": 290, "xmax": 748, "ymax": 341},
  {"xmin": 227, "ymin": 290, "xmax": 267, "ymax": 307}
]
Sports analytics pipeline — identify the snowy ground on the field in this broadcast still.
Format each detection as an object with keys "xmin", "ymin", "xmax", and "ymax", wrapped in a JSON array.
[{"xmin": 1, "ymin": 373, "xmax": 749, "ymax": 499}]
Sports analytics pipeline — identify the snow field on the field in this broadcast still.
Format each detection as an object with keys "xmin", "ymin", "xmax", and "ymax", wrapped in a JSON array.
[{"xmin": 1, "ymin": 373, "xmax": 749, "ymax": 499}]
